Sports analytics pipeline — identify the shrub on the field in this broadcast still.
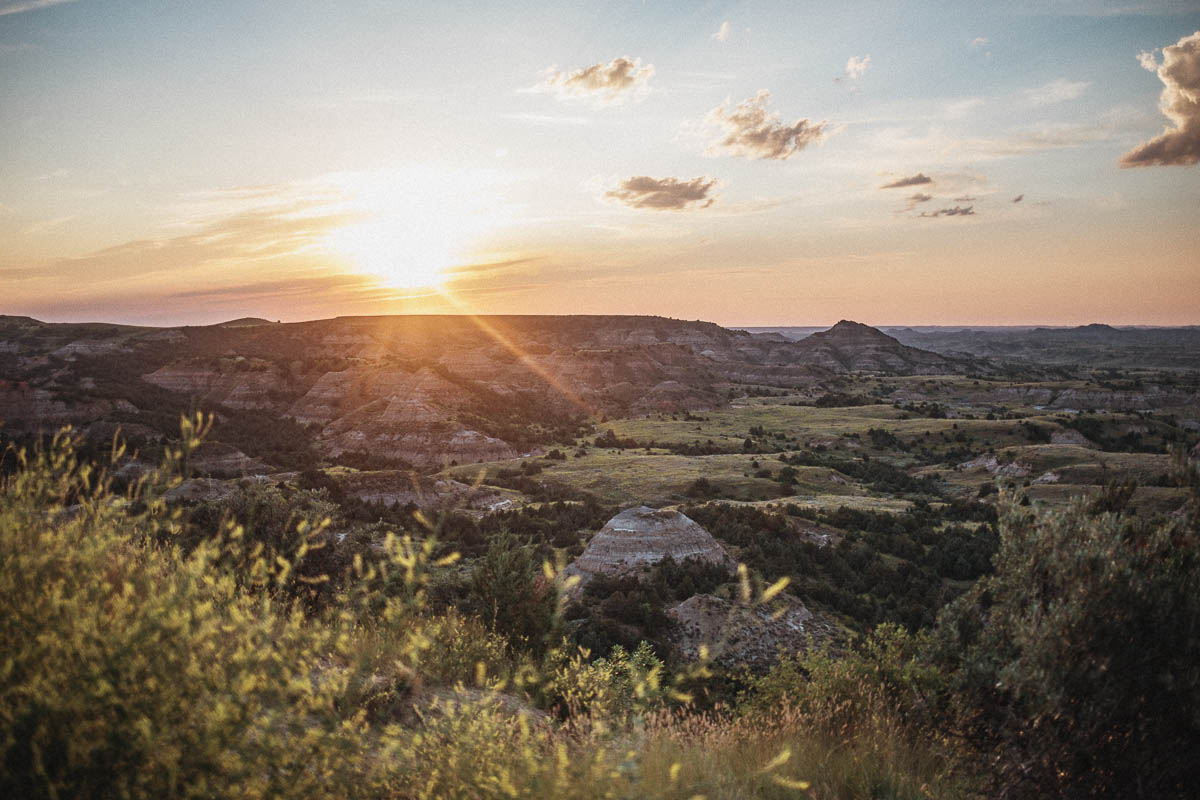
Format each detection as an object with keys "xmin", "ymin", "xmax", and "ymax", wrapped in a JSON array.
[
  {"xmin": 931, "ymin": 474, "xmax": 1200, "ymax": 798},
  {"xmin": 0, "ymin": 425, "xmax": 406, "ymax": 797},
  {"xmin": 464, "ymin": 529, "xmax": 559, "ymax": 657}
]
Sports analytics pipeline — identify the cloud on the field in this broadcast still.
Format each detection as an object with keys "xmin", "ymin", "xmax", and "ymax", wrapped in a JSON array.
[
  {"xmin": 0, "ymin": 0, "xmax": 75, "ymax": 15},
  {"xmin": 166, "ymin": 273, "xmax": 397, "ymax": 303},
  {"xmin": 1137, "ymin": 50, "xmax": 1159, "ymax": 71},
  {"xmin": 703, "ymin": 90, "xmax": 827, "ymax": 160},
  {"xmin": 712, "ymin": 21, "xmax": 730, "ymax": 42},
  {"xmin": 24, "ymin": 187, "xmax": 354, "ymax": 286},
  {"xmin": 969, "ymin": 37, "xmax": 992, "ymax": 58},
  {"xmin": 944, "ymin": 97, "xmax": 986, "ymax": 118},
  {"xmin": 604, "ymin": 176, "xmax": 717, "ymax": 210},
  {"xmin": 1023, "ymin": 78, "xmax": 1091, "ymax": 106},
  {"xmin": 900, "ymin": 192, "xmax": 934, "ymax": 211},
  {"xmin": 953, "ymin": 195, "xmax": 977, "ymax": 202},
  {"xmin": 1012, "ymin": 194, "xmax": 1025, "ymax": 202},
  {"xmin": 846, "ymin": 55, "xmax": 871, "ymax": 79},
  {"xmin": 919, "ymin": 205, "xmax": 975, "ymax": 218},
  {"xmin": 532, "ymin": 57, "xmax": 654, "ymax": 104},
  {"xmin": 880, "ymin": 172, "xmax": 933, "ymax": 189},
  {"xmin": 1120, "ymin": 30, "xmax": 1200, "ymax": 167}
]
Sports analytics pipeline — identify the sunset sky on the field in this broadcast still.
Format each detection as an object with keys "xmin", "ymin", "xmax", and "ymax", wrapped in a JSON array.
[{"xmin": 2, "ymin": 0, "xmax": 1199, "ymax": 327}]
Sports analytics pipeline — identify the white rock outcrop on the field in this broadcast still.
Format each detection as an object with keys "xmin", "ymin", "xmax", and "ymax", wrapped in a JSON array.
[{"xmin": 568, "ymin": 506, "xmax": 733, "ymax": 582}]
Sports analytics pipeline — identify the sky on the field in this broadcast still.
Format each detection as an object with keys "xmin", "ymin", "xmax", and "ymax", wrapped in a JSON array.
[{"xmin": 1, "ymin": 0, "xmax": 1199, "ymax": 327}]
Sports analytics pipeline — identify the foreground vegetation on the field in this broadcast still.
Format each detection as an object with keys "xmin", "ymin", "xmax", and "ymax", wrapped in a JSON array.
[{"xmin": 2, "ymin": 419, "xmax": 1198, "ymax": 798}]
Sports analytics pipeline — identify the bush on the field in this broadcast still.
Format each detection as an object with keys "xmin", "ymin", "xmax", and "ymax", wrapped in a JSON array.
[
  {"xmin": 931, "ymin": 475, "xmax": 1200, "ymax": 798},
  {"xmin": 0, "ymin": 426, "xmax": 407, "ymax": 797},
  {"xmin": 464, "ymin": 529, "xmax": 559, "ymax": 657}
]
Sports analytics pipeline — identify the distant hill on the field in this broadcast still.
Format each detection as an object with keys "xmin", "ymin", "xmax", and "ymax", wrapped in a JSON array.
[
  {"xmin": 787, "ymin": 320, "xmax": 975, "ymax": 374},
  {"xmin": 214, "ymin": 317, "xmax": 276, "ymax": 328},
  {"xmin": 0, "ymin": 314, "xmax": 984, "ymax": 469},
  {"xmin": 885, "ymin": 325, "xmax": 1200, "ymax": 370}
]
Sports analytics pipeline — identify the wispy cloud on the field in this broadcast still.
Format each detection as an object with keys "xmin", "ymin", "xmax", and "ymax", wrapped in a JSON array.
[
  {"xmin": 919, "ymin": 205, "xmax": 975, "ymax": 218},
  {"xmin": 1121, "ymin": 30, "xmax": 1200, "ymax": 167},
  {"xmin": 905, "ymin": 192, "xmax": 934, "ymax": 209},
  {"xmin": 0, "ymin": 0, "xmax": 76, "ymax": 16},
  {"xmin": 33, "ymin": 168, "xmax": 69, "ymax": 181},
  {"xmin": 712, "ymin": 21, "xmax": 730, "ymax": 42},
  {"xmin": 24, "ymin": 215, "xmax": 74, "ymax": 235},
  {"xmin": 1022, "ymin": 78, "xmax": 1091, "ymax": 106},
  {"xmin": 845, "ymin": 55, "xmax": 871, "ymax": 80},
  {"xmin": 943, "ymin": 97, "xmax": 985, "ymax": 118},
  {"xmin": 530, "ymin": 57, "xmax": 654, "ymax": 105},
  {"xmin": 167, "ymin": 273, "xmax": 399, "ymax": 303},
  {"xmin": 604, "ymin": 176, "xmax": 718, "ymax": 210},
  {"xmin": 869, "ymin": 116, "xmax": 1127, "ymax": 163},
  {"xmin": 25, "ymin": 185, "xmax": 353, "ymax": 286},
  {"xmin": 969, "ymin": 37, "xmax": 990, "ymax": 48},
  {"xmin": 880, "ymin": 172, "xmax": 933, "ymax": 189},
  {"xmin": 702, "ymin": 90, "xmax": 827, "ymax": 160}
]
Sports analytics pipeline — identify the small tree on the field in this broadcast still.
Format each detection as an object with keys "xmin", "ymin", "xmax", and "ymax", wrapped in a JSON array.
[{"xmin": 465, "ymin": 530, "xmax": 559, "ymax": 657}]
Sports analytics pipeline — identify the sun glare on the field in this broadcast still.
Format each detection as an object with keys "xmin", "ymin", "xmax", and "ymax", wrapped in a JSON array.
[{"xmin": 324, "ymin": 168, "xmax": 504, "ymax": 291}]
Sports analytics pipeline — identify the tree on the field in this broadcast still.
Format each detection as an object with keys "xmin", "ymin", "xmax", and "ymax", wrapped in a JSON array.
[{"xmin": 465, "ymin": 530, "xmax": 559, "ymax": 657}]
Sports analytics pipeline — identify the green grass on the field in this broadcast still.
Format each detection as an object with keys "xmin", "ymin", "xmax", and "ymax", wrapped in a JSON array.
[
  {"xmin": 600, "ymin": 404, "xmax": 1063, "ymax": 458},
  {"xmin": 446, "ymin": 451, "xmax": 863, "ymax": 507}
]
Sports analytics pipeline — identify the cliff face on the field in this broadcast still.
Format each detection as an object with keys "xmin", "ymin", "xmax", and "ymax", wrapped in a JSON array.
[{"xmin": 568, "ymin": 506, "xmax": 734, "ymax": 580}]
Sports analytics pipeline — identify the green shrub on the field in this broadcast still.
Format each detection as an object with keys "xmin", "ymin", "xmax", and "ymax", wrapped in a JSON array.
[
  {"xmin": 0, "ymin": 426, "xmax": 397, "ymax": 797},
  {"xmin": 931, "ymin": 473, "xmax": 1200, "ymax": 798},
  {"xmin": 464, "ymin": 529, "xmax": 560, "ymax": 657}
]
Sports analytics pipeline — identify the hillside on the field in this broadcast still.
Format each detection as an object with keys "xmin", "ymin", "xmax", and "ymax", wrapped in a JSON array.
[{"xmin": 0, "ymin": 314, "xmax": 980, "ymax": 468}]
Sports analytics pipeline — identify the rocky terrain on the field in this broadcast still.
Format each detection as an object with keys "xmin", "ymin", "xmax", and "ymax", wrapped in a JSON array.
[
  {"xmin": 749, "ymin": 322, "xmax": 1200, "ymax": 371},
  {"xmin": 0, "ymin": 314, "xmax": 984, "ymax": 470},
  {"xmin": 788, "ymin": 320, "xmax": 977, "ymax": 374},
  {"xmin": 667, "ymin": 593, "xmax": 839, "ymax": 671}
]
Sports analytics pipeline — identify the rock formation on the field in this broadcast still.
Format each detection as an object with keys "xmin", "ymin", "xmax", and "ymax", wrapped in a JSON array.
[
  {"xmin": 666, "ymin": 593, "xmax": 837, "ymax": 671},
  {"xmin": 567, "ymin": 506, "xmax": 733, "ymax": 583}
]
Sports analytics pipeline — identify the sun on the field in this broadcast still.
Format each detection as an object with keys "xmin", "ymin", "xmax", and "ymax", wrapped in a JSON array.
[
  {"xmin": 324, "ymin": 167, "xmax": 504, "ymax": 291},
  {"xmin": 326, "ymin": 214, "xmax": 456, "ymax": 289}
]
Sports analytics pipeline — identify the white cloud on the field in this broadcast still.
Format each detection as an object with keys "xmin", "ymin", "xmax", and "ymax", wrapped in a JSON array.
[
  {"xmin": 845, "ymin": 55, "xmax": 871, "ymax": 80},
  {"xmin": 702, "ymin": 90, "xmax": 827, "ymax": 160},
  {"xmin": 1022, "ymin": 78, "xmax": 1091, "ymax": 106},
  {"xmin": 1121, "ymin": 30, "xmax": 1200, "ymax": 167},
  {"xmin": 969, "ymin": 37, "xmax": 990, "ymax": 48},
  {"xmin": 944, "ymin": 97, "xmax": 986, "ymax": 118},
  {"xmin": 0, "ymin": 0, "xmax": 76, "ymax": 15},
  {"xmin": 712, "ymin": 21, "xmax": 730, "ymax": 43},
  {"xmin": 530, "ymin": 57, "xmax": 654, "ymax": 105},
  {"xmin": 1137, "ymin": 49, "xmax": 1158, "ymax": 71},
  {"xmin": 604, "ymin": 176, "xmax": 718, "ymax": 210}
]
